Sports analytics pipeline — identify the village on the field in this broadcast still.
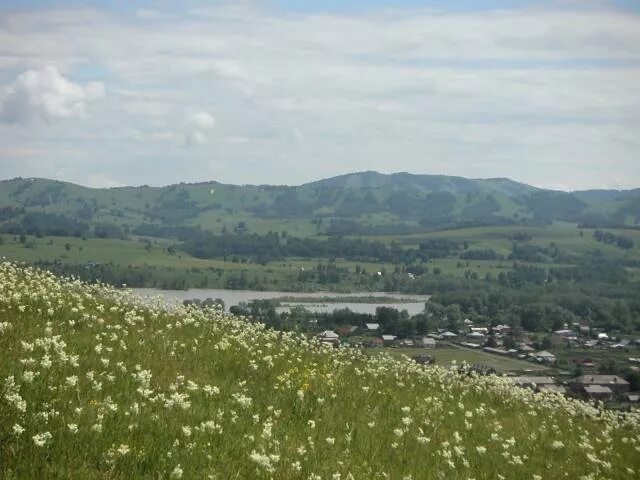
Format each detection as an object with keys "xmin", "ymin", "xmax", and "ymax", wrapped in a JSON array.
[{"xmin": 316, "ymin": 319, "xmax": 640, "ymax": 408}]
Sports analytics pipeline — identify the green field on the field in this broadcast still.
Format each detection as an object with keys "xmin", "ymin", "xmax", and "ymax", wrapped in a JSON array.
[
  {"xmin": 2, "ymin": 217, "xmax": 640, "ymax": 288},
  {"xmin": 371, "ymin": 222, "xmax": 640, "ymax": 261},
  {"xmin": 374, "ymin": 346, "xmax": 549, "ymax": 373}
]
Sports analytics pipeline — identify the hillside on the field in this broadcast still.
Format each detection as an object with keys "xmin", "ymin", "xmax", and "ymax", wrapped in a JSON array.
[
  {"xmin": 1, "ymin": 262, "xmax": 639, "ymax": 478},
  {"xmin": 0, "ymin": 172, "xmax": 638, "ymax": 240}
]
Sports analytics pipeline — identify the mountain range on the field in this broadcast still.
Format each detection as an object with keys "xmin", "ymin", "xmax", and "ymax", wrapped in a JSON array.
[{"xmin": 0, "ymin": 171, "xmax": 638, "ymax": 239}]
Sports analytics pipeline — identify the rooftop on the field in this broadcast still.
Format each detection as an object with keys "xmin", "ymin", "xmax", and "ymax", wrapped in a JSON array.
[{"xmin": 573, "ymin": 375, "xmax": 629, "ymax": 385}]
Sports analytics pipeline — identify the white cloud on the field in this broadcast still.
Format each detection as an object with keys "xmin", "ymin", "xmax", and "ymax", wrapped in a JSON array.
[
  {"xmin": 0, "ymin": 3, "xmax": 637, "ymax": 189},
  {"xmin": 189, "ymin": 111, "xmax": 216, "ymax": 129},
  {"xmin": 0, "ymin": 65, "xmax": 104, "ymax": 124}
]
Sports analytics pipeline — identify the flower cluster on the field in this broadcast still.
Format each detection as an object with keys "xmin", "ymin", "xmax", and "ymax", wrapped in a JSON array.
[{"xmin": 0, "ymin": 261, "xmax": 638, "ymax": 479}]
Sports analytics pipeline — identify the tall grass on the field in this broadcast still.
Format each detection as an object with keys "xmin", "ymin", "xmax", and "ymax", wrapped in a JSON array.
[{"xmin": 1, "ymin": 262, "xmax": 639, "ymax": 479}]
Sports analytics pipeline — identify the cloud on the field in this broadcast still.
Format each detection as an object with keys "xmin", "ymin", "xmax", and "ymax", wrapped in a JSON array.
[
  {"xmin": 189, "ymin": 111, "xmax": 216, "ymax": 129},
  {"xmin": 0, "ymin": 65, "xmax": 105, "ymax": 124},
  {"xmin": 0, "ymin": 3, "xmax": 637, "ymax": 189}
]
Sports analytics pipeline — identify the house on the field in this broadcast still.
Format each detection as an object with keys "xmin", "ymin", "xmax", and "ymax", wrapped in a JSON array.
[
  {"xmin": 583, "ymin": 385, "xmax": 614, "ymax": 401},
  {"xmin": 470, "ymin": 327, "xmax": 488, "ymax": 334},
  {"xmin": 316, "ymin": 330, "xmax": 340, "ymax": 345},
  {"xmin": 398, "ymin": 338, "xmax": 414, "ymax": 347},
  {"xmin": 364, "ymin": 323, "xmax": 380, "ymax": 332},
  {"xmin": 626, "ymin": 393, "xmax": 640, "ymax": 403},
  {"xmin": 532, "ymin": 351, "xmax": 556, "ymax": 363},
  {"xmin": 460, "ymin": 342, "xmax": 481, "ymax": 349},
  {"xmin": 612, "ymin": 339, "xmax": 631, "ymax": 349},
  {"xmin": 597, "ymin": 333, "xmax": 609, "ymax": 340},
  {"xmin": 518, "ymin": 343, "xmax": 535, "ymax": 353},
  {"xmin": 468, "ymin": 331, "xmax": 485, "ymax": 339},
  {"xmin": 571, "ymin": 375, "xmax": 630, "ymax": 395},
  {"xmin": 554, "ymin": 329, "xmax": 575, "ymax": 337},
  {"xmin": 511, "ymin": 376, "xmax": 556, "ymax": 390},
  {"xmin": 441, "ymin": 331, "xmax": 457, "ymax": 339},
  {"xmin": 463, "ymin": 318, "xmax": 474, "ymax": 326},
  {"xmin": 381, "ymin": 334, "xmax": 397, "ymax": 345},
  {"xmin": 493, "ymin": 324, "xmax": 511, "ymax": 333},
  {"xmin": 421, "ymin": 337, "xmax": 436, "ymax": 349}
]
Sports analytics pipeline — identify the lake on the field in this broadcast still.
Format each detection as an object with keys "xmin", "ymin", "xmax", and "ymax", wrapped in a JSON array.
[{"xmin": 131, "ymin": 288, "xmax": 429, "ymax": 316}]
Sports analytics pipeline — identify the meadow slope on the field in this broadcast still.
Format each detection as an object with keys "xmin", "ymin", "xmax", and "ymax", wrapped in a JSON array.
[{"xmin": 1, "ymin": 263, "xmax": 639, "ymax": 479}]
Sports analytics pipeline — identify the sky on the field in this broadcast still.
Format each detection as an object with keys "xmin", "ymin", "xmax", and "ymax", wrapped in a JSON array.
[{"xmin": 0, "ymin": 0, "xmax": 639, "ymax": 191}]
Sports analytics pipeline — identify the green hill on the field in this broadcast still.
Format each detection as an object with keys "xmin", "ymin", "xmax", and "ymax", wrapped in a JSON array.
[
  {"xmin": 0, "ymin": 172, "xmax": 638, "ymax": 240},
  {"xmin": 1, "ymin": 262, "xmax": 639, "ymax": 479}
]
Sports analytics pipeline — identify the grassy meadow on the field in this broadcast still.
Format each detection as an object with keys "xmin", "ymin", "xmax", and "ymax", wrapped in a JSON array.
[
  {"xmin": 1, "ymin": 262, "xmax": 639, "ymax": 479},
  {"xmin": 377, "ymin": 346, "xmax": 548, "ymax": 374}
]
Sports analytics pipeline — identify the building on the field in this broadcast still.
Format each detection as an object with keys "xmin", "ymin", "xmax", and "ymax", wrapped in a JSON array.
[
  {"xmin": 316, "ymin": 330, "xmax": 340, "ymax": 346},
  {"xmin": 421, "ymin": 337, "xmax": 436, "ymax": 348},
  {"xmin": 364, "ymin": 323, "xmax": 380, "ymax": 332},
  {"xmin": 470, "ymin": 327, "xmax": 488, "ymax": 334},
  {"xmin": 381, "ymin": 334, "xmax": 397, "ymax": 345},
  {"xmin": 583, "ymin": 385, "xmax": 614, "ymax": 401},
  {"xmin": 626, "ymin": 393, "xmax": 640, "ymax": 403},
  {"xmin": 531, "ymin": 351, "xmax": 556, "ymax": 363},
  {"xmin": 571, "ymin": 375, "xmax": 630, "ymax": 395}
]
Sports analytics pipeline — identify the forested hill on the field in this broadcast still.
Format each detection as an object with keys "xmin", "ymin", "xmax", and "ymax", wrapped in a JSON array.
[{"xmin": 0, "ymin": 172, "xmax": 638, "ymax": 238}]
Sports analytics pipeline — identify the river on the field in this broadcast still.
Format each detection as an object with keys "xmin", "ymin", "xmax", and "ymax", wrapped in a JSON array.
[{"xmin": 131, "ymin": 288, "xmax": 429, "ymax": 316}]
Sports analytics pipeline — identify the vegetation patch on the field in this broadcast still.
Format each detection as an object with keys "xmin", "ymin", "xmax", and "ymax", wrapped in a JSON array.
[{"xmin": 1, "ymin": 262, "xmax": 639, "ymax": 479}]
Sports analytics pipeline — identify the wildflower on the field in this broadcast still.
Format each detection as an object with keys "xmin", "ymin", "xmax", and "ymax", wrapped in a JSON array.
[
  {"xmin": 12, "ymin": 424, "xmax": 25, "ymax": 436},
  {"xmin": 170, "ymin": 465, "xmax": 184, "ymax": 479},
  {"xmin": 326, "ymin": 437, "xmax": 336, "ymax": 445},
  {"xmin": 117, "ymin": 444, "xmax": 130, "ymax": 455},
  {"xmin": 67, "ymin": 424, "xmax": 78, "ymax": 434},
  {"xmin": 249, "ymin": 451, "xmax": 279, "ymax": 473},
  {"xmin": 476, "ymin": 446, "xmax": 487, "ymax": 455},
  {"xmin": 32, "ymin": 432, "xmax": 52, "ymax": 447}
]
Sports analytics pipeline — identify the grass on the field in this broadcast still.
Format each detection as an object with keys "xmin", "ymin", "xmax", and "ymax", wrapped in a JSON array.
[
  {"xmin": 370, "ymin": 222, "xmax": 640, "ymax": 261},
  {"xmin": 373, "ymin": 346, "xmax": 548, "ymax": 374},
  {"xmin": 1, "ymin": 262, "xmax": 639, "ymax": 479}
]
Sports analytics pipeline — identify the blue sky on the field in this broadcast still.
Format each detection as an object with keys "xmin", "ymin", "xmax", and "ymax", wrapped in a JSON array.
[{"xmin": 0, "ymin": 0, "xmax": 639, "ymax": 189}]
